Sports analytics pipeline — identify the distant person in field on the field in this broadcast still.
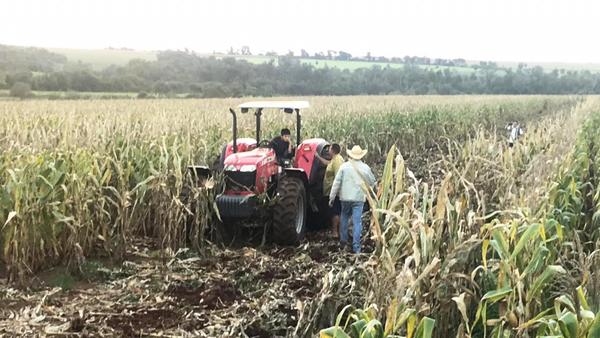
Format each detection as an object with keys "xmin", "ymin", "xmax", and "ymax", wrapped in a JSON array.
[
  {"xmin": 506, "ymin": 121, "xmax": 524, "ymax": 148},
  {"xmin": 329, "ymin": 145, "xmax": 376, "ymax": 253},
  {"xmin": 271, "ymin": 128, "xmax": 293, "ymax": 163},
  {"xmin": 315, "ymin": 143, "xmax": 344, "ymax": 238}
]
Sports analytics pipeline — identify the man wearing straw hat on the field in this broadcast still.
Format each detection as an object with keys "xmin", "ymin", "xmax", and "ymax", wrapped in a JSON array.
[{"xmin": 329, "ymin": 145, "xmax": 376, "ymax": 253}]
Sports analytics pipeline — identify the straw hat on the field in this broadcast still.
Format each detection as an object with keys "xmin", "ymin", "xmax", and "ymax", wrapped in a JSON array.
[{"xmin": 346, "ymin": 145, "xmax": 368, "ymax": 160}]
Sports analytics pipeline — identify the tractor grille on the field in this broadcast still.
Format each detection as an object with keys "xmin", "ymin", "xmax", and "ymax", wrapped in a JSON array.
[{"xmin": 224, "ymin": 170, "xmax": 256, "ymax": 191}]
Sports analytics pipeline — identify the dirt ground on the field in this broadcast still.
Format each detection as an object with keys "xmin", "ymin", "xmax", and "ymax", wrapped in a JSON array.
[{"xmin": 0, "ymin": 229, "xmax": 372, "ymax": 337}]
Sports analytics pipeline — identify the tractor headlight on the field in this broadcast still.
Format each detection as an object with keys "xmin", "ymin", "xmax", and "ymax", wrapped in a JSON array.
[
  {"xmin": 239, "ymin": 165, "xmax": 257, "ymax": 172},
  {"xmin": 224, "ymin": 165, "xmax": 237, "ymax": 171}
]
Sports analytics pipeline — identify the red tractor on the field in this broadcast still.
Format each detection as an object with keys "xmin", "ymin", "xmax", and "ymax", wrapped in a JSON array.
[{"xmin": 190, "ymin": 101, "xmax": 332, "ymax": 245}]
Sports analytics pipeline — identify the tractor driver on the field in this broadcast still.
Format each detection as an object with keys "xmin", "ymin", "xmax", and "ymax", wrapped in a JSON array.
[{"xmin": 271, "ymin": 128, "xmax": 294, "ymax": 164}]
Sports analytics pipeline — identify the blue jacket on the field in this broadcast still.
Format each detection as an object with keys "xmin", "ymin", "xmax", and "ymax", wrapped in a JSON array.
[{"xmin": 329, "ymin": 159, "xmax": 376, "ymax": 203}]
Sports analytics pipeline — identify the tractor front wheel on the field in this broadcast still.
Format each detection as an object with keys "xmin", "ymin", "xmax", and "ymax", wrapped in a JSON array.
[{"xmin": 272, "ymin": 177, "xmax": 307, "ymax": 245}]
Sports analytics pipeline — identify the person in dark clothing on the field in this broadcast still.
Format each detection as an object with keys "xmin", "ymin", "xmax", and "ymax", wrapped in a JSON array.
[{"xmin": 271, "ymin": 128, "xmax": 293, "ymax": 162}]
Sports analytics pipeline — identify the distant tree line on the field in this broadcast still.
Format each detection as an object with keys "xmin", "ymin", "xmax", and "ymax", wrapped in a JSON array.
[
  {"xmin": 2, "ymin": 45, "xmax": 600, "ymax": 97},
  {"xmin": 229, "ymin": 47, "xmax": 470, "ymax": 67}
]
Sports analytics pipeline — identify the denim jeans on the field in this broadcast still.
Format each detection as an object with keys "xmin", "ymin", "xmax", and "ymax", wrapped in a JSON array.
[{"xmin": 340, "ymin": 201, "xmax": 364, "ymax": 253}]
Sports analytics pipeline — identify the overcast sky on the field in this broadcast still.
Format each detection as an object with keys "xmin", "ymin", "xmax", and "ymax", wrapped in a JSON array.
[{"xmin": 1, "ymin": 0, "xmax": 599, "ymax": 63}]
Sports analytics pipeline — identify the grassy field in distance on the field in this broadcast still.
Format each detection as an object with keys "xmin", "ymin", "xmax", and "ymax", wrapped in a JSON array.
[
  {"xmin": 0, "ymin": 89, "xmax": 138, "ymax": 100},
  {"xmin": 221, "ymin": 54, "xmax": 479, "ymax": 74},
  {"xmin": 48, "ymin": 47, "xmax": 476, "ymax": 73},
  {"xmin": 47, "ymin": 47, "xmax": 600, "ymax": 74},
  {"xmin": 493, "ymin": 60, "xmax": 600, "ymax": 72},
  {"xmin": 49, "ymin": 47, "xmax": 158, "ymax": 70}
]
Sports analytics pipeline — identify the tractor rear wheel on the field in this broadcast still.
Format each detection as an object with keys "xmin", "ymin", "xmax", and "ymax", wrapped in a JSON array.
[{"xmin": 272, "ymin": 177, "xmax": 307, "ymax": 245}]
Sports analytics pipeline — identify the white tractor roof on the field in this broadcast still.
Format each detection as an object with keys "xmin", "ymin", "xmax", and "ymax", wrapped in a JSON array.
[{"xmin": 238, "ymin": 101, "xmax": 309, "ymax": 110}]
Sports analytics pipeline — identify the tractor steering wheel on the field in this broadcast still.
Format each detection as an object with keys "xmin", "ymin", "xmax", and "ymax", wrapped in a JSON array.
[{"xmin": 257, "ymin": 140, "xmax": 272, "ymax": 148}]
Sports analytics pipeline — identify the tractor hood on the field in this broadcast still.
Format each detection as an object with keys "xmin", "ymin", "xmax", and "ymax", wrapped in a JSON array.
[{"xmin": 223, "ymin": 148, "xmax": 275, "ymax": 170}]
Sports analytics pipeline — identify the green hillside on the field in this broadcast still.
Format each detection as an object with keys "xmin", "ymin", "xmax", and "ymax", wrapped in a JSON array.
[
  {"xmin": 493, "ymin": 60, "xmax": 600, "ymax": 72},
  {"xmin": 49, "ymin": 47, "xmax": 477, "ymax": 73},
  {"xmin": 46, "ymin": 47, "xmax": 600, "ymax": 74},
  {"xmin": 49, "ymin": 47, "xmax": 157, "ymax": 70},
  {"xmin": 218, "ymin": 55, "xmax": 478, "ymax": 74}
]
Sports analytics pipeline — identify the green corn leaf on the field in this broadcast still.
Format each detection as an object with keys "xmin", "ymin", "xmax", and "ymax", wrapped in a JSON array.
[
  {"xmin": 335, "ymin": 304, "xmax": 356, "ymax": 329},
  {"xmin": 555, "ymin": 295, "xmax": 576, "ymax": 314},
  {"xmin": 588, "ymin": 313, "xmax": 600, "ymax": 338},
  {"xmin": 593, "ymin": 210, "xmax": 600, "ymax": 227},
  {"xmin": 528, "ymin": 266, "xmax": 566, "ymax": 303},
  {"xmin": 481, "ymin": 286, "xmax": 513, "ymax": 303},
  {"xmin": 521, "ymin": 245, "xmax": 549, "ymax": 278},
  {"xmin": 577, "ymin": 285, "xmax": 590, "ymax": 311},
  {"xmin": 511, "ymin": 223, "xmax": 540, "ymax": 260},
  {"xmin": 353, "ymin": 309, "xmax": 370, "ymax": 323},
  {"xmin": 490, "ymin": 325, "xmax": 504, "ymax": 338},
  {"xmin": 396, "ymin": 308, "xmax": 416, "ymax": 336},
  {"xmin": 472, "ymin": 302, "xmax": 484, "ymax": 333},
  {"xmin": 350, "ymin": 319, "xmax": 367, "ymax": 338},
  {"xmin": 491, "ymin": 229, "xmax": 510, "ymax": 260},
  {"xmin": 558, "ymin": 311, "xmax": 578, "ymax": 338},
  {"xmin": 482, "ymin": 301, "xmax": 488, "ymax": 337},
  {"xmin": 320, "ymin": 327, "xmax": 352, "ymax": 338},
  {"xmin": 360, "ymin": 319, "xmax": 383, "ymax": 338},
  {"xmin": 414, "ymin": 317, "xmax": 435, "ymax": 338},
  {"xmin": 519, "ymin": 308, "xmax": 553, "ymax": 330},
  {"xmin": 365, "ymin": 306, "xmax": 378, "ymax": 323}
]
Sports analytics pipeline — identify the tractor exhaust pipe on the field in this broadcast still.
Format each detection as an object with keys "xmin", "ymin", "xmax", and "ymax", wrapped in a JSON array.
[
  {"xmin": 295, "ymin": 108, "xmax": 301, "ymax": 147},
  {"xmin": 255, "ymin": 108, "xmax": 263, "ymax": 143},
  {"xmin": 229, "ymin": 108, "xmax": 238, "ymax": 153}
]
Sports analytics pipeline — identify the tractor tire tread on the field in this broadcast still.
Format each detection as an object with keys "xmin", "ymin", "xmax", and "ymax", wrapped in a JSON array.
[{"xmin": 272, "ymin": 177, "xmax": 306, "ymax": 245}]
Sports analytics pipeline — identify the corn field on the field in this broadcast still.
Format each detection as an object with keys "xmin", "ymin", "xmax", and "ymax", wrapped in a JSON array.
[
  {"xmin": 319, "ymin": 96, "xmax": 600, "ymax": 338},
  {"xmin": 1, "ymin": 95, "xmax": 599, "ymax": 337}
]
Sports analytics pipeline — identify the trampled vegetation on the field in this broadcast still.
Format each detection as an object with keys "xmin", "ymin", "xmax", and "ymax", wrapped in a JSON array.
[{"xmin": 1, "ymin": 95, "xmax": 600, "ymax": 337}]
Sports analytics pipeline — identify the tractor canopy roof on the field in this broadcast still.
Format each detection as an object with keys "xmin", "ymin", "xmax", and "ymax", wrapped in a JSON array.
[{"xmin": 238, "ymin": 101, "xmax": 309, "ymax": 113}]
